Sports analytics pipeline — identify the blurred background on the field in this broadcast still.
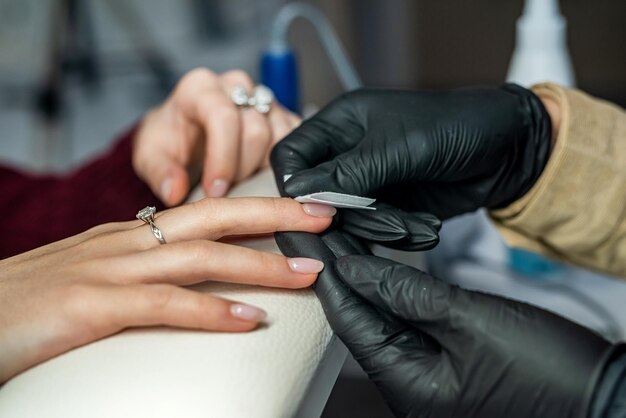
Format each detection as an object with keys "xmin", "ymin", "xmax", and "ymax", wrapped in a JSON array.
[
  {"xmin": 1, "ymin": 0, "xmax": 624, "ymax": 172},
  {"xmin": 0, "ymin": 1, "xmax": 624, "ymax": 416}
]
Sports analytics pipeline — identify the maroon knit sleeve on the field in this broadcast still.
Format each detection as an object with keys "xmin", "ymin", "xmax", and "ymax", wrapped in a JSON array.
[{"xmin": 0, "ymin": 123, "xmax": 165, "ymax": 259}]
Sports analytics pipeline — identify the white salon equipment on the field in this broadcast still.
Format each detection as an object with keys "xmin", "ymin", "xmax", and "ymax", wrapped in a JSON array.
[{"xmin": 507, "ymin": 0, "xmax": 575, "ymax": 87}]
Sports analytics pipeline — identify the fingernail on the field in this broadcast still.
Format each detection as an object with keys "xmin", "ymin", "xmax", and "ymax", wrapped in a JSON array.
[
  {"xmin": 208, "ymin": 179, "xmax": 229, "ymax": 198},
  {"xmin": 160, "ymin": 177, "xmax": 172, "ymax": 201},
  {"xmin": 302, "ymin": 203, "xmax": 337, "ymax": 217},
  {"xmin": 288, "ymin": 257, "xmax": 325, "ymax": 274},
  {"xmin": 230, "ymin": 303, "xmax": 267, "ymax": 322}
]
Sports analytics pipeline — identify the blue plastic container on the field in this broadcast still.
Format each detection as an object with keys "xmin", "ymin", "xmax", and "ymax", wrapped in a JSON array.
[
  {"xmin": 260, "ymin": 48, "xmax": 300, "ymax": 114},
  {"xmin": 509, "ymin": 247, "xmax": 564, "ymax": 278}
]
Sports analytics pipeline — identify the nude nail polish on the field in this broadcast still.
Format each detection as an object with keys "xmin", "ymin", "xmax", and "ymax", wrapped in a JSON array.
[
  {"xmin": 230, "ymin": 304, "xmax": 267, "ymax": 321},
  {"xmin": 208, "ymin": 179, "xmax": 229, "ymax": 198},
  {"xmin": 302, "ymin": 203, "xmax": 337, "ymax": 217},
  {"xmin": 160, "ymin": 177, "xmax": 172, "ymax": 201},
  {"xmin": 288, "ymin": 257, "xmax": 325, "ymax": 274}
]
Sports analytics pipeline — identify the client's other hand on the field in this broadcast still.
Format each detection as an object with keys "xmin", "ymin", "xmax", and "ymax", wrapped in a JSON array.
[
  {"xmin": 134, "ymin": 68, "xmax": 301, "ymax": 205},
  {"xmin": 0, "ymin": 197, "xmax": 334, "ymax": 383}
]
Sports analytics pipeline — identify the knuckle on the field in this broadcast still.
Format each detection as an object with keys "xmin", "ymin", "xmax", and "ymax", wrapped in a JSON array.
[
  {"xmin": 222, "ymin": 69, "xmax": 253, "ymax": 87},
  {"xmin": 125, "ymin": 226, "xmax": 157, "ymax": 252},
  {"xmin": 60, "ymin": 283, "xmax": 94, "ymax": 311},
  {"xmin": 210, "ymin": 100, "xmax": 239, "ymax": 124},
  {"xmin": 79, "ymin": 233, "xmax": 115, "ymax": 255},
  {"xmin": 257, "ymin": 250, "xmax": 278, "ymax": 274},
  {"xmin": 245, "ymin": 121, "xmax": 270, "ymax": 146},
  {"xmin": 269, "ymin": 197, "xmax": 293, "ymax": 222},
  {"xmin": 182, "ymin": 67, "xmax": 217, "ymax": 86},
  {"xmin": 84, "ymin": 223, "xmax": 109, "ymax": 235},
  {"xmin": 192, "ymin": 199, "xmax": 227, "ymax": 237},
  {"xmin": 182, "ymin": 240, "xmax": 216, "ymax": 264},
  {"xmin": 59, "ymin": 283, "xmax": 109, "ymax": 337},
  {"xmin": 83, "ymin": 221, "xmax": 125, "ymax": 238},
  {"xmin": 147, "ymin": 285, "xmax": 177, "ymax": 312}
]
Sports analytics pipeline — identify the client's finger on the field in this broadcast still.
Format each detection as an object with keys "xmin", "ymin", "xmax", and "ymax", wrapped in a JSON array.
[
  {"xmin": 274, "ymin": 230, "xmax": 417, "ymax": 359},
  {"xmin": 90, "ymin": 240, "xmax": 324, "ymax": 288},
  {"xmin": 196, "ymin": 91, "xmax": 242, "ymax": 197},
  {"xmin": 126, "ymin": 197, "xmax": 336, "ymax": 249},
  {"xmin": 92, "ymin": 284, "xmax": 266, "ymax": 334},
  {"xmin": 219, "ymin": 71, "xmax": 271, "ymax": 182},
  {"xmin": 133, "ymin": 107, "xmax": 193, "ymax": 206},
  {"xmin": 269, "ymin": 107, "xmax": 295, "ymax": 144},
  {"xmin": 262, "ymin": 108, "xmax": 297, "ymax": 167}
]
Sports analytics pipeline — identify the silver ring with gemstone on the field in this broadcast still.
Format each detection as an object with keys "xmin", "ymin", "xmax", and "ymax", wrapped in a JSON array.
[
  {"xmin": 136, "ymin": 206, "xmax": 166, "ymax": 244},
  {"xmin": 230, "ymin": 84, "xmax": 273, "ymax": 114}
]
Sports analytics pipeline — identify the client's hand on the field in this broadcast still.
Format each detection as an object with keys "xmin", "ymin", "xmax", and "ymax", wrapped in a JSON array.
[
  {"xmin": 134, "ymin": 68, "xmax": 301, "ymax": 205},
  {"xmin": 0, "ymin": 197, "xmax": 334, "ymax": 383}
]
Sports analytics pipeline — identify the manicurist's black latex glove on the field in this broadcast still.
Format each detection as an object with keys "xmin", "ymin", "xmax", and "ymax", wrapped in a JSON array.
[
  {"xmin": 271, "ymin": 84, "xmax": 552, "ymax": 220},
  {"xmin": 272, "ymin": 160, "xmax": 441, "ymax": 253},
  {"xmin": 322, "ymin": 255, "xmax": 621, "ymax": 418}
]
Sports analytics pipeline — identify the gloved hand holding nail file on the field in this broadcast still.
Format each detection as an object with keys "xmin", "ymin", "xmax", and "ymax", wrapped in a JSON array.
[
  {"xmin": 271, "ymin": 84, "xmax": 552, "ymax": 222},
  {"xmin": 295, "ymin": 192, "xmax": 376, "ymax": 210},
  {"xmin": 320, "ymin": 255, "xmax": 621, "ymax": 418},
  {"xmin": 274, "ymin": 173, "xmax": 440, "ymax": 251},
  {"xmin": 272, "ymin": 127, "xmax": 442, "ymax": 251}
]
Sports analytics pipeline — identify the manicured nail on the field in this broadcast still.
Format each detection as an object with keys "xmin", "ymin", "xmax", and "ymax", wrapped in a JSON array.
[
  {"xmin": 302, "ymin": 203, "xmax": 337, "ymax": 217},
  {"xmin": 160, "ymin": 177, "xmax": 172, "ymax": 201},
  {"xmin": 208, "ymin": 179, "xmax": 229, "ymax": 198},
  {"xmin": 288, "ymin": 257, "xmax": 325, "ymax": 274},
  {"xmin": 230, "ymin": 303, "xmax": 267, "ymax": 321}
]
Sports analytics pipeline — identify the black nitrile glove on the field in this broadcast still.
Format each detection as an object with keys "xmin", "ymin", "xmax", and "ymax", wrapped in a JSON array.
[
  {"xmin": 273, "ymin": 228, "xmax": 372, "ymax": 317},
  {"xmin": 272, "ymin": 150, "xmax": 441, "ymax": 252},
  {"xmin": 273, "ymin": 161, "xmax": 441, "ymax": 252},
  {"xmin": 271, "ymin": 84, "xmax": 552, "ymax": 220},
  {"xmin": 322, "ymin": 255, "xmax": 620, "ymax": 418}
]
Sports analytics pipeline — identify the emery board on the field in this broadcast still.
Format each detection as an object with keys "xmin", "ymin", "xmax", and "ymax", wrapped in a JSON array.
[{"xmin": 294, "ymin": 192, "xmax": 376, "ymax": 210}]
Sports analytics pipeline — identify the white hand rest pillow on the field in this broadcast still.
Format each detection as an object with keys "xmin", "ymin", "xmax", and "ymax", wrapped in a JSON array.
[{"xmin": 0, "ymin": 169, "xmax": 347, "ymax": 418}]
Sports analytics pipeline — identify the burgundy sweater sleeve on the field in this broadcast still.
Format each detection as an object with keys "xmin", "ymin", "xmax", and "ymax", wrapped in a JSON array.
[{"xmin": 0, "ymin": 124, "xmax": 165, "ymax": 259}]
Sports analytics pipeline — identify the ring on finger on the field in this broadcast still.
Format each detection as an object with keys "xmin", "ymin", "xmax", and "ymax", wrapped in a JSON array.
[
  {"xmin": 230, "ymin": 84, "xmax": 273, "ymax": 114},
  {"xmin": 136, "ymin": 206, "xmax": 167, "ymax": 244}
]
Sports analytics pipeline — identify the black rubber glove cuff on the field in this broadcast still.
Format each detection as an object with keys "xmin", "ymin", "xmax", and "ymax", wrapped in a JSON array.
[
  {"xmin": 590, "ymin": 344, "xmax": 626, "ymax": 418},
  {"xmin": 492, "ymin": 83, "xmax": 553, "ymax": 208}
]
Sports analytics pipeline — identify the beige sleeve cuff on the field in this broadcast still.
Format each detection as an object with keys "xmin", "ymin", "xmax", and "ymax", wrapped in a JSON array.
[{"xmin": 490, "ymin": 83, "xmax": 626, "ymax": 277}]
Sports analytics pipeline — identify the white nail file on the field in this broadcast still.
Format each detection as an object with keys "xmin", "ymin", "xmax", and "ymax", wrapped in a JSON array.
[{"xmin": 295, "ymin": 192, "xmax": 376, "ymax": 210}]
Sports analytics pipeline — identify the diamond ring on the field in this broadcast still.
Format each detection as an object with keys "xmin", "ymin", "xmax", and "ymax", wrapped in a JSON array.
[
  {"xmin": 230, "ymin": 84, "xmax": 273, "ymax": 114},
  {"xmin": 136, "ymin": 206, "xmax": 166, "ymax": 245}
]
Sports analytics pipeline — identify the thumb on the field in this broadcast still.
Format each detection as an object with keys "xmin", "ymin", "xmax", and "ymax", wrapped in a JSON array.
[
  {"xmin": 335, "ymin": 255, "xmax": 460, "ymax": 343},
  {"xmin": 270, "ymin": 92, "xmax": 366, "ymax": 197}
]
